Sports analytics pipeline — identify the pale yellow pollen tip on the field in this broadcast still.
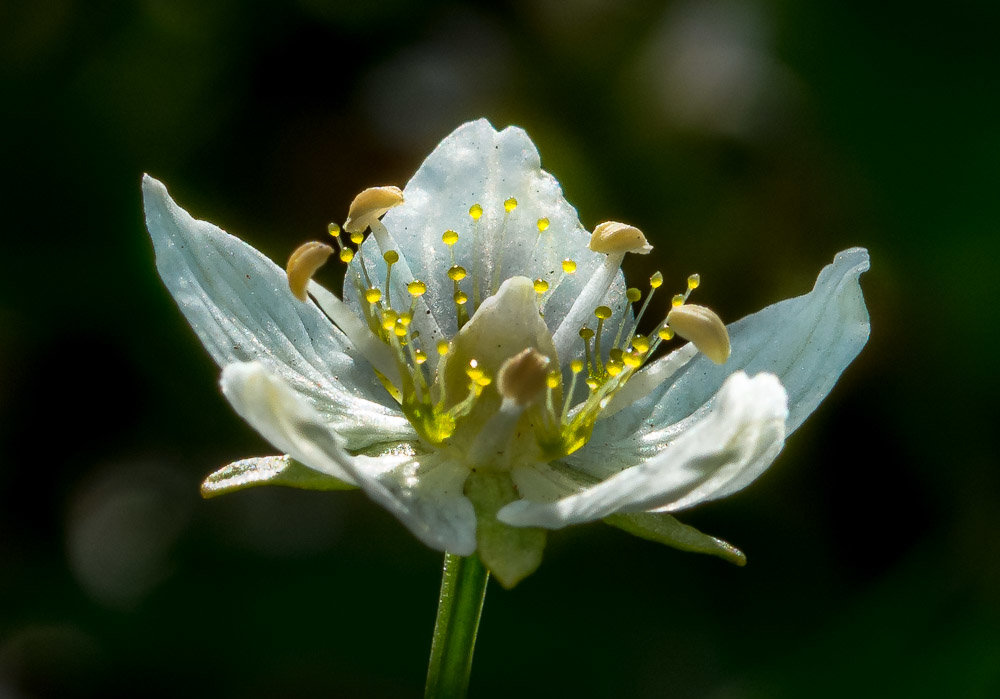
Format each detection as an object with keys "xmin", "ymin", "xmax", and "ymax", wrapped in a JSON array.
[
  {"xmin": 588, "ymin": 221, "xmax": 653, "ymax": 255},
  {"xmin": 537, "ymin": 217, "xmax": 550, "ymax": 232},
  {"xmin": 469, "ymin": 203, "xmax": 483, "ymax": 220},
  {"xmin": 344, "ymin": 186, "xmax": 404, "ymax": 234},
  {"xmin": 666, "ymin": 304, "xmax": 731, "ymax": 364},
  {"xmin": 504, "ymin": 197, "xmax": 518, "ymax": 212},
  {"xmin": 562, "ymin": 258, "xmax": 577, "ymax": 274},
  {"xmin": 407, "ymin": 280, "xmax": 427, "ymax": 297},
  {"xmin": 442, "ymin": 229, "xmax": 459, "ymax": 246},
  {"xmin": 496, "ymin": 348, "xmax": 551, "ymax": 406},
  {"xmin": 286, "ymin": 241, "xmax": 333, "ymax": 301}
]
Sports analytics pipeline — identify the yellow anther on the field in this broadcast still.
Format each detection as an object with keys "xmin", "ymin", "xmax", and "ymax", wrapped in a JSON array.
[
  {"xmin": 364, "ymin": 287, "xmax": 382, "ymax": 304},
  {"xmin": 666, "ymin": 304, "xmax": 731, "ymax": 364},
  {"xmin": 631, "ymin": 335, "xmax": 650, "ymax": 353},
  {"xmin": 504, "ymin": 197, "xmax": 518, "ymax": 212},
  {"xmin": 286, "ymin": 241, "xmax": 334, "ymax": 301},
  {"xmin": 657, "ymin": 326, "xmax": 675, "ymax": 341},
  {"xmin": 589, "ymin": 221, "xmax": 652, "ymax": 255},
  {"xmin": 437, "ymin": 340, "xmax": 450, "ymax": 356},
  {"xmin": 562, "ymin": 258, "xmax": 577, "ymax": 274},
  {"xmin": 626, "ymin": 287, "xmax": 642, "ymax": 303},
  {"xmin": 414, "ymin": 349, "xmax": 428, "ymax": 365},
  {"xmin": 327, "ymin": 222, "xmax": 341, "ymax": 237},
  {"xmin": 623, "ymin": 352, "xmax": 642, "ymax": 369},
  {"xmin": 350, "ymin": 231, "xmax": 364, "ymax": 245},
  {"xmin": 381, "ymin": 310, "xmax": 398, "ymax": 331},
  {"xmin": 496, "ymin": 348, "xmax": 551, "ymax": 406},
  {"xmin": 454, "ymin": 290, "xmax": 469, "ymax": 305},
  {"xmin": 533, "ymin": 278, "xmax": 549, "ymax": 295},
  {"xmin": 448, "ymin": 265, "xmax": 467, "ymax": 281},
  {"xmin": 407, "ymin": 280, "xmax": 427, "ymax": 297},
  {"xmin": 383, "ymin": 250, "xmax": 399, "ymax": 264},
  {"xmin": 469, "ymin": 203, "xmax": 483, "ymax": 220},
  {"xmin": 546, "ymin": 372, "xmax": 560, "ymax": 389},
  {"xmin": 339, "ymin": 248, "xmax": 355, "ymax": 263},
  {"xmin": 393, "ymin": 322, "xmax": 408, "ymax": 337},
  {"xmin": 476, "ymin": 375, "xmax": 492, "ymax": 388},
  {"xmin": 344, "ymin": 185, "xmax": 404, "ymax": 234},
  {"xmin": 570, "ymin": 359, "xmax": 584, "ymax": 373},
  {"xmin": 671, "ymin": 294, "xmax": 685, "ymax": 308},
  {"xmin": 650, "ymin": 271, "xmax": 664, "ymax": 289},
  {"xmin": 537, "ymin": 217, "xmax": 550, "ymax": 232},
  {"xmin": 585, "ymin": 377, "xmax": 599, "ymax": 389},
  {"xmin": 466, "ymin": 360, "xmax": 484, "ymax": 382},
  {"xmin": 579, "ymin": 327, "xmax": 595, "ymax": 340},
  {"xmin": 606, "ymin": 361, "xmax": 624, "ymax": 377},
  {"xmin": 594, "ymin": 306, "xmax": 613, "ymax": 320},
  {"xmin": 398, "ymin": 313, "xmax": 412, "ymax": 327},
  {"xmin": 687, "ymin": 273, "xmax": 701, "ymax": 290},
  {"xmin": 442, "ymin": 229, "xmax": 459, "ymax": 246}
]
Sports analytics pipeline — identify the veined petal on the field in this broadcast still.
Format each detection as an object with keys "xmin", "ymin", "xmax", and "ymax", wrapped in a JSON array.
[
  {"xmin": 343, "ymin": 119, "xmax": 630, "ymax": 343},
  {"xmin": 143, "ymin": 176, "xmax": 413, "ymax": 450},
  {"xmin": 219, "ymin": 361, "xmax": 477, "ymax": 554},
  {"xmin": 578, "ymin": 248, "xmax": 869, "ymax": 474},
  {"xmin": 497, "ymin": 372, "xmax": 787, "ymax": 528}
]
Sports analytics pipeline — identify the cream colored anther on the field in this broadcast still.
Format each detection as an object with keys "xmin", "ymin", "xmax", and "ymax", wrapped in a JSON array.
[
  {"xmin": 588, "ymin": 221, "xmax": 653, "ymax": 255},
  {"xmin": 286, "ymin": 242, "xmax": 333, "ymax": 301},
  {"xmin": 343, "ymin": 186, "xmax": 404, "ymax": 234},
  {"xmin": 666, "ymin": 304, "xmax": 731, "ymax": 364},
  {"xmin": 496, "ymin": 348, "xmax": 551, "ymax": 406}
]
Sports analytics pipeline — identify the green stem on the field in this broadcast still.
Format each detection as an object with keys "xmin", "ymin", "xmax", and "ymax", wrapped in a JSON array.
[{"xmin": 424, "ymin": 552, "xmax": 490, "ymax": 699}]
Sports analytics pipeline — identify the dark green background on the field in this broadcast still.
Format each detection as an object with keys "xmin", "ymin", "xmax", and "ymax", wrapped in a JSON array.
[{"xmin": 2, "ymin": 1, "xmax": 998, "ymax": 697}]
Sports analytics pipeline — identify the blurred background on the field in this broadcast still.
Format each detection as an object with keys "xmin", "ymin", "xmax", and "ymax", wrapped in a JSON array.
[{"xmin": 1, "ymin": 0, "xmax": 998, "ymax": 697}]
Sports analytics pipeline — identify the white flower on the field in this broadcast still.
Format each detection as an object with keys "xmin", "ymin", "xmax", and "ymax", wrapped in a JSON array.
[{"xmin": 143, "ymin": 119, "xmax": 869, "ymax": 586}]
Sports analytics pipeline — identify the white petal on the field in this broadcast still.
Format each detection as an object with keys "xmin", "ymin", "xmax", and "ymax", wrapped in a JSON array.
[
  {"xmin": 342, "ymin": 119, "xmax": 630, "ymax": 346},
  {"xmin": 579, "ymin": 248, "xmax": 869, "ymax": 472},
  {"xmin": 142, "ymin": 176, "xmax": 414, "ymax": 449},
  {"xmin": 498, "ymin": 372, "xmax": 787, "ymax": 528},
  {"xmin": 220, "ymin": 361, "xmax": 477, "ymax": 554}
]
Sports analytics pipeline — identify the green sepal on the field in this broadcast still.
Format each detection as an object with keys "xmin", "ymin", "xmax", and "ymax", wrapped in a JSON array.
[
  {"xmin": 465, "ymin": 471, "xmax": 546, "ymax": 588},
  {"xmin": 200, "ymin": 455, "xmax": 357, "ymax": 498},
  {"xmin": 604, "ymin": 512, "xmax": 747, "ymax": 566}
]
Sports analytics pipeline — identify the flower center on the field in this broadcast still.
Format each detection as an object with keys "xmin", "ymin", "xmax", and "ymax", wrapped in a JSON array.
[{"xmin": 287, "ymin": 192, "xmax": 729, "ymax": 467}]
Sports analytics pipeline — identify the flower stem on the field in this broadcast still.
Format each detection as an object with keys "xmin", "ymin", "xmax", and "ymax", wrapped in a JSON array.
[{"xmin": 424, "ymin": 552, "xmax": 490, "ymax": 699}]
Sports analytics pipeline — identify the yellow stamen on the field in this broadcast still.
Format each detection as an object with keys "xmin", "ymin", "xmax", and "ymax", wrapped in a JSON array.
[
  {"xmin": 442, "ymin": 230, "xmax": 459, "ymax": 246},
  {"xmin": 562, "ymin": 258, "xmax": 577, "ymax": 274},
  {"xmin": 537, "ymin": 218, "xmax": 550, "ymax": 232},
  {"xmin": 504, "ymin": 197, "xmax": 518, "ymax": 212}
]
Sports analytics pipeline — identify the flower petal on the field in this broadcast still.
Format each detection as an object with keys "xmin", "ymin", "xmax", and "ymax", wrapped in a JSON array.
[
  {"xmin": 497, "ymin": 372, "xmax": 787, "ymax": 528},
  {"xmin": 142, "ymin": 176, "xmax": 414, "ymax": 450},
  {"xmin": 580, "ymin": 248, "xmax": 869, "ymax": 475},
  {"xmin": 343, "ymin": 119, "xmax": 630, "ymax": 346},
  {"xmin": 219, "ymin": 361, "xmax": 477, "ymax": 554}
]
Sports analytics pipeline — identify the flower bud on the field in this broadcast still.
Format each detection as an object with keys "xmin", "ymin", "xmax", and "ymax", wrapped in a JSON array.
[
  {"xmin": 496, "ymin": 348, "xmax": 551, "ymax": 406},
  {"xmin": 666, "ymin": 304, "xmax": 731, "ymax": 364},
  {"xmin": 588, "ymin": 221, "xmax": 652, "ymax": 255},
  {"xmin": 343, "ymin": 186, "xmax": 404, "ymax": 234},
  {"xmin": 286, "ymin": 241, "xmax": 333, "ymax": 301}
]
